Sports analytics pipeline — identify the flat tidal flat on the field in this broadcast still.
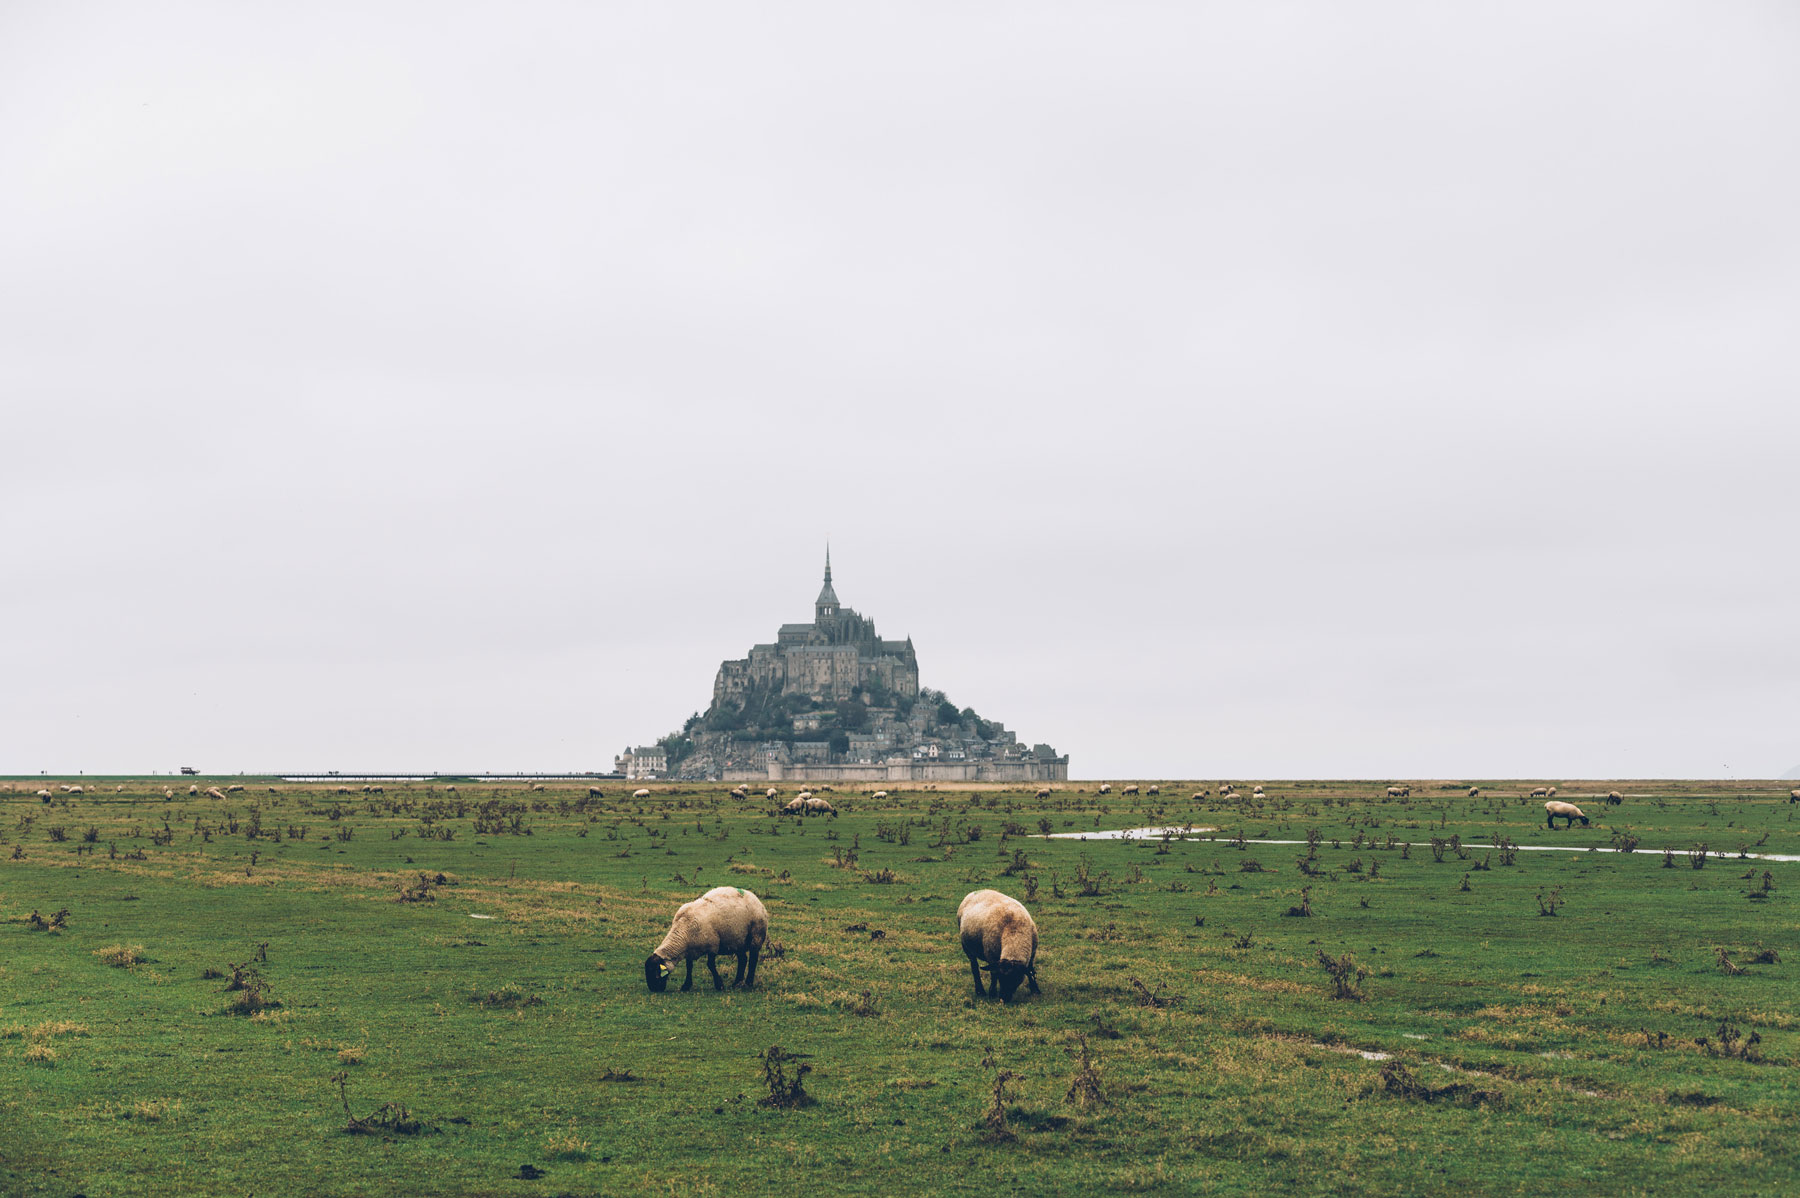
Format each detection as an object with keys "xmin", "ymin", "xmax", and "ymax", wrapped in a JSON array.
[{"xmin": 2, "ymin": 778, "xmax": 1798, "ymax": 1197}]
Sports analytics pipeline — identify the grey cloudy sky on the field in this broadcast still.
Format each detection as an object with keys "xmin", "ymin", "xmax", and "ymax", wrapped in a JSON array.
[{"xmin": 4, "ymin": 3, "xmax": 1796, "ymax": 779}]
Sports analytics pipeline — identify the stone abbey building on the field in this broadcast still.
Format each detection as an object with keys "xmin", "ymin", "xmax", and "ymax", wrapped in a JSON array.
[{"xmin": 626, "ymin": 554, "xmax": 1069, "ymax": 784}]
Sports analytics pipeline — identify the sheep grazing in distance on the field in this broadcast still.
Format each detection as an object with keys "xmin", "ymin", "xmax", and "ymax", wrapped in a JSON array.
[
  {"xmin": 1386, "ymin": 786, "xmax": 1409, "ymax": 798},
  {"xmin": 37, "ymin": 789, "xmax": 52, "ymax": 803},
  {"xmin": 766, "ymin": 787, "xmax": 779, "ymax": 800},
  {"xmin": 267, "ymin": 787, "xmax": 278, "ymax": 794},
  {"xmin": 531, "ymin": 783, "xmax": 546, "ymax": 792},
  {"xmin": 803, "ymin": 796, "xmax": 836, "ymax": 815},
  {"xmin": 163, "ymin": 788, "xmax": 174, "ymax": 799},
  {"xmin": 1530, "ymin": 787, "xmax": 1548, "ymax": 798},
  {"xmin": 797, "ymin": 791, "xmax": 814, "ymax": 802},
  {"xmin": 1123, "ymin": 784, "xmax": 1140, "ymax": 796},
  {"xmin": 68, "ymin": 786, "xmax": 84, "ymax": 795},
  {"xmin": 633, "ymin": 788, "xmax": 652, "ymax": 799},
  {"xmin": 1147, "ymin": 785, "xmax": 1160, "ymax": 796},
  {"xmin": 644, "ymin": 886, "xmax": 769, "ymax": 993},
  {"xmin": 1790, "ymin": 789, "xmax": 1799, "ymax": 804},
  {"xmin": 1605, "ymin": 790, "xmax": 1623, "ymax": 805},
  {"xmin": 1098, "ymin": 784, "xmax": 1112, "ymax": 794},
  {"xmin": 1468, "ymin": 787, "xmax": 1480, "ymax": 798},
  {"xmin": 226, "ymin": 785, "xmax": 245, "ymax": 793},
  {"xmin": 116, "ymin": 785, "xmax": 124, "ymax": 793},
  {"xmin": 189, "ymin": 785, "xmax": 200, "ymax": 796},
  {"xmin": 1036, "ymin": 787, "xmax": 1052, "ymax": 799},
  {"xmin": 1547, "ymin": 787, "xmax": 1558, "ymax": 798},
  {"xmin": 446, "ymin": 785, "xmax": 457, "ymax": 793},
  {"xmin": 1545, "ymin": 800, "xmax": 1590, "ymax": 829},
  {"xmin": 205, "ymin": 787, "xmax": 227, "ymax": 800},
  {"xmin": 957, "ymin": 889, "xmax": 1041, "ymax": 1002},
  {"xmin": 589, "ymin": 787, "xmax": 606, "ymax": 798},
  {"xmin": 1253, "ymin": 785, "xmax": 1264, "ymax": 795},
  {"xmin": 872, "ymin": 791, "xmax": 888, "ymax": 800},
  {"xmin": 781, "ymin": 796, "xmax": 807, "ymax": 815}
]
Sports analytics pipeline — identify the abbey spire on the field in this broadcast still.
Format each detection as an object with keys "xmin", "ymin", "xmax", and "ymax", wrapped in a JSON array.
[{"xmin": 815, "ymin": 546, "xmax": 839, "ymax": 620}]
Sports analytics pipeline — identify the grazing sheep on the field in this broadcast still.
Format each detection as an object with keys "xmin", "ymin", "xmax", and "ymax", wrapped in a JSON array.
[
  {"xmin": 226, "ymin": 785, "xmax": 245, "ymax": 794},
  {"xmin": 1530, "ymin": 787, "xmax": 1548, "ymax": 798},
  {"xmin": 67, "ymin": 786, "xmax": 84, "ymax": 795},
  {"xmin": 589, "ymin": 787, "xmax": 606, "ymax": 798},
  {"xmin": 797, "ymin": 791, "xmax": 814, "ymax": 802},
  {"xmin": 1123, "ymin": 784, "xmax": 1140, "ymax": 796},
  {"xmin": 1036, "ymin": 787, "xmax": 1051, "ymax": 799},
  {"xmin": 1147, "ymin": 785, "xmax": 1160, "ymax": 796},
  {"xmin": 803, "ymin": 796, "xmax": 836, "ymax": 815},
  {"xmin": 766, "ymin": 788, "xmax": 779, "ymax": 800},
  {"xmin": 1098, "ymin": 784, "xmax": 1112, "ymax": 794},
  {"xmin": 531, "ymin": 783, "xmax": 546, "ymax": 792},
  {"xmin": 163, "ymin": 788, "xmax": 174, "ymax": 799},
  {"xmin": 644, "ymin": 886, "xmax": 769, "ymax": 992},
  {"xmin": 1545, "ymin": 800, "xmax": 1589, "ymax": 829},
  {"xmin": 267, "ymin": 787, "xmax": 278, "ymax": 795},
  {"xmin": 633, "ymin": 788, "xmax": 651, "ymax": 799},
  {"xmin": 1253, "ymin": 785, "xmax": 1264, "ymax": 796},
  {"xmin": 189, "ymin": 785, "xmax": 200, "ymax": 796},
  {"xmin": 36, "ymin": 789, "xmax": 52, "ymax": 802},
  {"xmin": 781, "ymin": 796, "xmax": 807, "ymax": 815},
  {"xmin": 336, "ymin": 787, "xmax": 350, "ymax": 795},
  {"xmin": 1790, "ymin": 790, "xmax": 1799, "ymax": 803},
  {"xmin": 1547, "ymin": 787, "xmax": 1558, "ymax": 798},
  {"xmin": 1468, "ymin": 787, "xmax": 1480, "ymax": 798},
  {"xmin": 957, "ymin": 889, "xmax": 1041, "ymax": 1002},
  {"xmin": 1386, "ymin": 786, "xmax": 1405, "ymax": 798},
  {"xmin": 116, "ymin": 785, "xmax": 124, "ymax": 793},
  {"xmin": 1605, "ymin": 790, "xmax": 1623, "ymax": 805},
  {"xmin": 205, "ymin": 787, "xmax": 227, "ymax": 800},
  {"xmin": 872, "ymin": 790, "xmax": 888, "ymax": 801},
  {"xmin": 1191, "ymin": 792, "xmax": 1205, "ymax": 801},
  {"xmin": 446, "ymin": 785, "xmax": 457, "ymax": 793}
]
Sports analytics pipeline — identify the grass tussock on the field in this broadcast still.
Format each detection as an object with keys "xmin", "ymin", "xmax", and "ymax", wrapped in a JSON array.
[{"xmin": 94, "ymin": 943, "xmax": 147, "ymax": 968}]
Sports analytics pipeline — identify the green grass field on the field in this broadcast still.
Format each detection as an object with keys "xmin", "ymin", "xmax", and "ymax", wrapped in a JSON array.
[{"xmin": 3, "ymin": 777, "xmax": 1797, "ymax": 1197}]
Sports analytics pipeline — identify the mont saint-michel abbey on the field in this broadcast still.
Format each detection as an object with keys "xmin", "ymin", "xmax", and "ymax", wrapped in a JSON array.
[{"xmin": 617, "ymin": 555, "xmax": 1068, "ymax": 784}]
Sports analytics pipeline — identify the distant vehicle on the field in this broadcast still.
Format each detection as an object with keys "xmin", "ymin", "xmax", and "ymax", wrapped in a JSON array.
[{"xmin": 179, "ymin": 766, "xmax": 199, "ymax": 776}]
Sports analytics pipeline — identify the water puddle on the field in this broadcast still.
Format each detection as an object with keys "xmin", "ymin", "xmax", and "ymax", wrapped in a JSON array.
[{"xmin": 1036, "ymin": 827, "xmax": 1800, "ymax": 863}]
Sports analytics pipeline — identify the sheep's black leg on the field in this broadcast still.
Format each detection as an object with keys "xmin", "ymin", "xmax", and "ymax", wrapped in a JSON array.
[
  {"xmin": 732, "ymin": 950, "xmax": 748, "ymax": 987},
  {"xmin": 967, "ymin": 954, "xmax": 987, "ymax": 996},
  {"xmin": 745, "ymin": 947, "xmax": 760, "ymax": 989},
  {"xmin": 681, "ymin": 959, "xmax": 694, "ymax": 991},
  {"xmin": 1026, "ymin": 966, "xmax": 1041, "ymax": 995},
  {"xmin": 707, "ymin": 954, "xmax": 725, "ymax": 990}
]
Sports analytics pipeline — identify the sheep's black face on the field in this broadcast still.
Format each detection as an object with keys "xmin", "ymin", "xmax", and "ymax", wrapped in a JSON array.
[
  {"xmin": 645, "ymin": 955, "xmax": 671, "ymax": 993},
  {"xmin": 994, "ymin": 962, "xmax": 1027, "ymax": 1002},
  {"xmin": 1578, "ymin": 816, "xmax": 1590, "ymax": 826}
]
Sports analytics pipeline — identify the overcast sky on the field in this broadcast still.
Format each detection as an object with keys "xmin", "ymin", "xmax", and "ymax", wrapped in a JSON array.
[{"xmin": 4, "ymin": 3, "xmax": 1796, "ymax": 780}]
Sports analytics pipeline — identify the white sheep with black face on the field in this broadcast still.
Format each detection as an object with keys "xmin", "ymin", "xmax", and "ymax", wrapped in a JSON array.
[
  {"xmin": 766, "ymin": 788, "xmax": 778, "ymax": 800},
  {"xmin": 37, "ymin": 789, "xmax": 52, "ymax": 802},
  {"xmin": 803, "ymin": 796, "xmax": 835, "ymax": 815},
  {"xmin": 1530, "ymin": 787, "xmax": 1548, "ymax": 798},
  {"xmin": 1036, "ymin": 787, "xmax": 1052, "ymax": 799},
  {"xmin": 1790, "ymin": 789, "xmax": 1799, "ymax": 804},
  {"xmin": 633, "ymin": 788, "xmax": 651, "ymax": 799},
  {"xmin": 1098, "ymin": 784, "xmax": 1112, "ymax": 794},
  {"xmin": 1469, "ymin": 787, "xmax": 1480, "ymax": 798},
  {"xmin": 957, "ymin": 889, "xmax": 1041, "ymax": 1002},
  {"xmin": 1123, "ymin": 785, "xmax": 1140, "ymax": 796},
  {"xmin": 644, "ymin": 886, "xmax": 769, "ymax": 993},
  {"xmin": 1545, "ymin": 800, "xmax": 1590, "ymax": 829}
]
